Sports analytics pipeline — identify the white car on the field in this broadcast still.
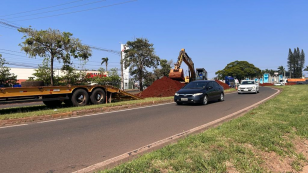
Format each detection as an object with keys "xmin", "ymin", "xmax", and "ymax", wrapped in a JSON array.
[{"xmin": 238, "ymin": 80, "xmax": 259, "ymax": 94}]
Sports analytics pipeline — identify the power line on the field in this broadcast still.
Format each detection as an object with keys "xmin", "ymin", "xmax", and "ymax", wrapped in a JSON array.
[
  {"xmin": 0, "ymin": 21, "xmax": 19, "ymax": 29},
  {"xmin": 0, "ymin": 0, "xmax": 84, "ymax": 18},
  {"xmin": 5, "ymin": 0, "xmax": 107, "ymax": 20},
  {"xmin": 12, "ymin": 0, "xmax": 137, "ymax": 22}
]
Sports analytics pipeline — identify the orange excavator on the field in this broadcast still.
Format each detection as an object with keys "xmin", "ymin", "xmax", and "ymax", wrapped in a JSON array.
[{"xmin": 169, "ymin": 49, "xmax": 207, "ymax": 83}]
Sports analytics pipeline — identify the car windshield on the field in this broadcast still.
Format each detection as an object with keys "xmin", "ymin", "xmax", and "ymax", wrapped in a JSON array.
[
  {"xmin": 183, "ymin": 82, "xmax": 207, "ymax": 89},
  {"xmin": 241, "ymin": 81, "xmax": 255, "ymax": 85}
]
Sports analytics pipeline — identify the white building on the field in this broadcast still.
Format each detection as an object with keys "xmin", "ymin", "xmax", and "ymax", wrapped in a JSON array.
[{"xmin": 121, "ymin": 44, "xmax": 130, "ymax": 90}]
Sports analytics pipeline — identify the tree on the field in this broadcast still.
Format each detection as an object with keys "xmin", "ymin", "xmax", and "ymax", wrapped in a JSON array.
[
  {"xmin": 18, "ymin": 27, "xmax": 92, "ymax": 86},
  {"xmin": 32, "ymin": 57, "xmax": 59, "ymax": 85},
  {"xmin": 0, "ymin": 54, "xmax": 17, "ymax": 86},
  {"xmin": 287, "ymin": 47, "xmax": 305, "ymax": 78},
  {"xmin": 215, "ymin": 61, "xmax": 261, "ymax": 82},
  {"xmin": 123, "ymin": 38, "xmax": 160, "ymax": 91},
  {"xmin": 61, "ymin": 65, "xmax": 89, "ymax": 85},
  {"xmin": 277, "ymin": 65, "xmax": 285, "ymax": 75},
  {"xmin": 101, "ymin": 57, "xmax": 109, "ymax": 71}
]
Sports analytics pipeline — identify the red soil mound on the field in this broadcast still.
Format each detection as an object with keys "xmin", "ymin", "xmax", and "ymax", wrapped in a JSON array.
[
  {"xmin": 138, "ymin": 77, "xmax": 186, "ymax": 98},
  {"xmin": 285, "ymin": 82, "xmax": 296, "ymax": 85},
  {"xmin": 215, "ymin": 80, "xmax": 230, "ymax": 90},
  {"xmin": 260, "ymin": 83, "xmax": 274, "ymax": 86}
]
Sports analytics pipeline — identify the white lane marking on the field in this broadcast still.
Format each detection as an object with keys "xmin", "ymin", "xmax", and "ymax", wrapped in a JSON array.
[
  {"xmin": 73, "ymin": 88, "xmax": 280, "ymax": 173},
  {"xmin": 0, "ymin": 124, "xmax": 28, "ymax": 129},
  {"xmin": 35, "ymin": 102, "xmax": 174, "ymax": 123}
]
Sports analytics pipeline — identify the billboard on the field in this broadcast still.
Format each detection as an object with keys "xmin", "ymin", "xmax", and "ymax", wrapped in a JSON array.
[{"xmin": 121, "ymin": 44, "xmax": 130, "ymax": 90}]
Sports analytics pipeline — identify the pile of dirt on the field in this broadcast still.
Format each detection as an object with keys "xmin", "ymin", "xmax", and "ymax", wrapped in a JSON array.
[
  {"xmin": 137, "ymin": 77, "xmax": 185, "ymax": 98},
  {"xmin": 215, "ymin": 80, "xmax": 230, "ymax": 90},
  {"xmin": 260, "ymin": 83, "xmax": 274, "ymax": 86},
  {"xmin": 285, "ymin": 82, "xmax": 296, "ymax": 85}
]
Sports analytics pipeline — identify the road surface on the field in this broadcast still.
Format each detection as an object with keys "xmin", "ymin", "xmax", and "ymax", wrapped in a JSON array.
[{"xmin": 0, "ymin": 87, "xmax": 277, "ymax": 173}]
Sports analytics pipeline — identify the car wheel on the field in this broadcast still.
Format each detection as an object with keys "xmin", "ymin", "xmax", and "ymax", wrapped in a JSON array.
[
  {"xmin": 257, "ymin": 90, "xmax": 259, "ymax": 93},
  {"xmin": 202, "ymin": 95, "xmax": 208, "ymax": 105},
  {"xmin": 218, "ymin": 93, "xmax": 224, "ymax": 101},
  {"xmin": 176, "ymin": 102, "xmax": 182, "ymax": 105}
]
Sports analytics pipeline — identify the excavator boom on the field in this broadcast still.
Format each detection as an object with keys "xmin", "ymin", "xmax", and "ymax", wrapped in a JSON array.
[{"xmin": 169, "ymin": 49, "xmax": 195, "ymax": 82}]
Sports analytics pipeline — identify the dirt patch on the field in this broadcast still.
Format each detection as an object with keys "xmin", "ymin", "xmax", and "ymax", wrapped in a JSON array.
[
  {"xmin": 260, "ymin": 83, "xmax": 274, "ymax": 86},
  {"xmin": 137, "ymin": 77, "xmax": 185, "ymax": 98}
]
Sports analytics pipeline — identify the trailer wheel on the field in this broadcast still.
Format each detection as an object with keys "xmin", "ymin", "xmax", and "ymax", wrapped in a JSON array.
[
  {"xmin": 71, "ymin": 89, "xmax": 89, "ymax": 106},
  {"xmin": 43, "ymin": 100, "xmax": 62, "ymax": 108},
  {"xmin": 90, "ymin": 88, "xmax": 106, "ymax": 104}
]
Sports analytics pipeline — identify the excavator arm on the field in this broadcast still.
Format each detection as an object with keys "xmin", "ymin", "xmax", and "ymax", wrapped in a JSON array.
[{"xmin": 169, "ymin": 49, "xmax": 195, "ymax": 82}]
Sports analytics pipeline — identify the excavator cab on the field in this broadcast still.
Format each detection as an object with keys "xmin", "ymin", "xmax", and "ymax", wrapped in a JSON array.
[{"xmin": 195, "ymin": 68, "xmax": 208, "ymax": 80}]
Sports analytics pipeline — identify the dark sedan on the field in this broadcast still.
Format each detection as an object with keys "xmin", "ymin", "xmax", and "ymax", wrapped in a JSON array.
[{"xmin": 174, "ymin": 80, "xmax": 224, "ymax": 105}]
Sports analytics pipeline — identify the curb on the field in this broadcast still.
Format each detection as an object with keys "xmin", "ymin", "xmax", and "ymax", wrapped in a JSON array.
[{"xmin": 73, "ymin": 88, "xmax": 281, "ymax": 173}]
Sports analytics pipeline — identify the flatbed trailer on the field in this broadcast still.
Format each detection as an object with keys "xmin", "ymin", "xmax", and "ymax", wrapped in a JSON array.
[{"xmin": 0, "ymin": 85, "xmax": 142, "ymax": 107}]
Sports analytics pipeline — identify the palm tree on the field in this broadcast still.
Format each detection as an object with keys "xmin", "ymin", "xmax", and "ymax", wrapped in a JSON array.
[
  {"xmin": 101, "ymin": 57, "xmax": 109, "ymax": 71},
  {"xmin": 277, "ymin": 65, "xmax": 285, "ymax": 75}
]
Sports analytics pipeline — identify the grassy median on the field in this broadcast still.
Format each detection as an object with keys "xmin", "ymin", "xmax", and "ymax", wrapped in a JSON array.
[
  {"xmin": 100, "ymin": 85, "xmax": 308, "ymax": 172},
  {"xmin": 0, "ymin": 88, "xmax": 236, "ymax": 120}
]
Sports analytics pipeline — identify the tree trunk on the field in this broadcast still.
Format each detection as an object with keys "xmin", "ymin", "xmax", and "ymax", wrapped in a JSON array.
[
  {"xmin": 139, "ymin": 71, "xmax": 143, "ymax": 91},
  {"xmin": 50, "ymin": 56, "xmax": 54, "ymax": 86}
]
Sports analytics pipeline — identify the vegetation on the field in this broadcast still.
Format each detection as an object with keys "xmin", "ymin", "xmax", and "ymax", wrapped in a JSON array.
[
  {"xmin": 0, "ymin": 54, "xmax": 17, "ymax": 86},
  {"xmin": 91, "ymin": 68, "xmax": 121, "ymax": 87},
  {"xmin": 101, "ymin": 57, "xmax": 109, "ymax": 71},
  {"xmin": 123, "ymin": 38, "xmax": 160, "ymax": 91},
  {"xmin": 101, "ymin": 85, "xmax": 308, "ymax": 173},
  {"xmin": 215, "ymin": 61, "xmax": 261, "ymax": 81},
  {"xmin": 287, "ymin": 47, "xmax": 305, "ymax": 78},
  {"xmin": 143, "ymin": 59, "xmax": 173, "ymax": 87},
  {"xmin": 18, "ymin": 27, "xmax": 92, "ymax": 86}
]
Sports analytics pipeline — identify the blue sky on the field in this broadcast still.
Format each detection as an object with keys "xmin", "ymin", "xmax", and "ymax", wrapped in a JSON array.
[{"xmin": 1, "ymin": 0, "xmax": 308, "ymax": 79}]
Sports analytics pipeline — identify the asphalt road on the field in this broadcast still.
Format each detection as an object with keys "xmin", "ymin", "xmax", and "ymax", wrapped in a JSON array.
[{"xmin": 0, "ymin": 87, "xmax": 277, "ymax": 173}]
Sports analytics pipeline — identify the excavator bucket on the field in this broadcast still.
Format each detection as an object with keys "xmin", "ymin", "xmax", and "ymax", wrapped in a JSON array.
[{"xmin": 169, "ymin": 68, "xmax": 185, "ymax": 81}]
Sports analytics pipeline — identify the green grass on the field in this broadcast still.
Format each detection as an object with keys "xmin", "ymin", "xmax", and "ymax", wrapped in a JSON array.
[
  {"xmin": 0, "ymin": 97, "xmax": 173, "ymax": 120},
  {"xmin": 99, "ymin": 85, "xmax": 308, "ymax": 173},
  {"xmin": 0, "ymin": 88, "xmax": 235, "ymax": 120}
]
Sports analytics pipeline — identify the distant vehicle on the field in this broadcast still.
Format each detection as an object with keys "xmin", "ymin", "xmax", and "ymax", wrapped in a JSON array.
[
  {"xmin": 238, "ymin": 80, "xmax": 259, "ymax": 94},
  {"xmin": 174, "ymin": 80, "xmax": 224, "ymax": 105},
  {"xmin": 225, "ymin": 76, "xmax": 235, "ymax": 87}
]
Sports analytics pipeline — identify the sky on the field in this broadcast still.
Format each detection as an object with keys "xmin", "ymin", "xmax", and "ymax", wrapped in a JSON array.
[{"xmin": 1, "ymin": 0, "xmax": 308, "ymax": 79}]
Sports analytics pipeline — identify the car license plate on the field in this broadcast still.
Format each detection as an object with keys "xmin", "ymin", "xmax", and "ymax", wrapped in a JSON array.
[
  {"xmin": 181, "ymin": 98, "xmax": 188, "ymax": 101},
  {"xmin": 244, "ymin": 89, "xmax": 248, "ymax": 91}
]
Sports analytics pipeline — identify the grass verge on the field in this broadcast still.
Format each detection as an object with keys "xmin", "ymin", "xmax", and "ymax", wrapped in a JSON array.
[
  {"xmin": 0, "ymin": 88, "xmax": 235, "ymax": 121},
  {"xmin": 99, "ymin": 85, "xmax": 308, "ymax": 173}
]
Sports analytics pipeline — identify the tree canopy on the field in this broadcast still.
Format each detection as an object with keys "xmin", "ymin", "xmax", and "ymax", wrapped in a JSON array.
[
  {"xmin": 18, "ymin": 27, "xmax": 92, "ymax": 86},
  {"xmin": 101, "ymin": 57, "xmax": 109, "ymax": 71},
  {"xmin": 215, "ymin": 61, "xmax": 261, "ymax": 81},
  {"xmin": 287, "ymin": 47, "xmax": 305, "ymax": 78},
  {"xmin": 123, "ymin": 38, "xmax": 160, "ymax": 91},
  {"xmin": 0, "ymin": 54, "xmax": 17, "ymax": 86}
]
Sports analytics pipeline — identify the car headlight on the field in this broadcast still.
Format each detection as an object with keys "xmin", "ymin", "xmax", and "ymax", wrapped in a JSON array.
[
  {"xmin": 253, "ymin": 86, "xmax": 255, "ymax": 89},
  {"xmin": 175, "ymin": 93, "xmax": 179, "ymax": 96},
  {"xmin": 193, "ymin": 93, "xmax": 203, "ymax": 96}
]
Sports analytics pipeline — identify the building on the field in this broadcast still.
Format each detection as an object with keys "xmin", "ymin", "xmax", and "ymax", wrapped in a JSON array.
[{"xmin": 121, "ymin": 44, "xmax": 130, "ymax": 90}]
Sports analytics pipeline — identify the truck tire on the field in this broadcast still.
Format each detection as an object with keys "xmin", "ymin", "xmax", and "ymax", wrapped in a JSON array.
[
  {"xmin": 90, "ymin": 88, "xmax": 106, "ymax": 104},
  {"xmin": 43, "ymin": 100, "xmax": 62, "ymax": 108},
  {"xmin": 71, "ymin": 89, "xmax": 89, "ymax": 106}
]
